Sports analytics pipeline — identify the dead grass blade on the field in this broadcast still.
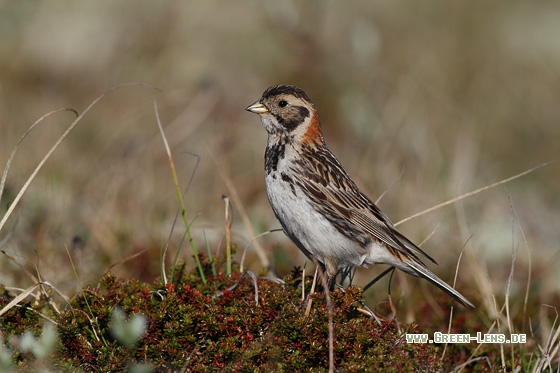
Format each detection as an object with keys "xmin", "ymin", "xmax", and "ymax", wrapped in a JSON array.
[
  {"xmin": 154, "ymin": 100, "xmax": 206, "ymax": 285},
  {"xmin": 0, "ymin": 281, "xmax": 70, "ymax": 318},
  {"xmin": 211, "ymin": 271, "xmax": 259, "ymax": 306},
  {"xmin": 301, "ymin": 263, "xmax": 307, "ymax": 303},
  {"xmin": 442, "ymin": 235, "xmax": 473, "ymax": 360},
  {"xmin": 0, "ymin": 108, "xmax": 77, "ymax": 205},
  {"xmin": 375, "ymin": 165, "xmax": 405, "ymax": 205},
  {"xmin": 509, "ymin": 195, "xmax": 533, "ymax": 333},
  {"xmin": 532, "ymin": 305, "xmax": 560, "ymax": 373},
  {"xmin": 1, "ymin": 249, "xmax": 39, "ymax": 284},
  {"xmin": 395, "ymin": 161, "xmax": 553, "ymax": 227},
  {"xmin": 239, "ymin": 228, "xmax": 282, "ymax": 273},
  {"xmin": 0, "ymin": 285, "xmax": 42, "ymax": 318},
  {"xmin": 207, "ymin": 146, "xmax": 271, "ymax": 272},
  {"xmin": 105, "ymin": 249, "xmax": 150, "ymax": 275},
  {"xmin": 0, "ymin": 108, "xmax": 77, "ymax": 234},
  {"xmin": 458, "ymin": 301, "xmax": 508, "ymax": 373},
  {"xmin": 304, "ymin": 266, "xmax": 319, "ymax": 318},
  {"xmin": 2, "ymin": 251, "xmax": 68, "ymax": 316},
  {"xmin": 0, "ymin": 218, "xmax": 18, "ymax": 248},
  {"xmin": 451, "ymin": 356, "xmax": 492, "ymax": 372},
  {"xmin": 0, "ymin": 83, "xmax": 159, "ymax": 234},
  {"xmin": 505, "ymin": 195, "xmax": 518, "ymax": 368},
  {"xmin": 1, "ymin": 286, "xmax": 58, "ymax": 326},
  {"xmin": 223, "ymin": 195, "xmax": 233, "ymax": 275}
]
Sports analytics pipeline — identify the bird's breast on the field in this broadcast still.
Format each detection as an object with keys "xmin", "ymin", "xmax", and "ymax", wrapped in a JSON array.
[{"xmin": 264, "ymin": 167, "xmax": 369, "ymax": 269}]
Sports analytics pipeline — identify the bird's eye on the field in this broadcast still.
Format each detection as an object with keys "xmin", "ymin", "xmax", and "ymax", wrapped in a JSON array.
[{"xmin": 278, "ymin": 100, "xmax": 288, "ymax": 108}]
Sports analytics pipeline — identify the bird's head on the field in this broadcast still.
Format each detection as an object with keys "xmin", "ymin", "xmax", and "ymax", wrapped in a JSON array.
[{"xmin": 246, "ymin": 84, "xmax": 324, "ymax": 145}]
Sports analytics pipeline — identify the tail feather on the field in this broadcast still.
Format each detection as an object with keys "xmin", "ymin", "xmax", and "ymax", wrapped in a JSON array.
[{"xmin": 404, "ymin": 259, "xmax": 474, "ymax": 308}]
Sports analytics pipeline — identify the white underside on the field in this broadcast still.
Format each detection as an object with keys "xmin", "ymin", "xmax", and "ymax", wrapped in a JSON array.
[{"xmin": 266, "ymin": 172, "xmax": 409, "ymax": 272}]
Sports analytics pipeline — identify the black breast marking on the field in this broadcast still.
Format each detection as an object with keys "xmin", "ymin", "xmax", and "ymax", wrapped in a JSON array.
[{"xmin": 265, "ymin": 142, "xmax": 285, "ymax": 174}]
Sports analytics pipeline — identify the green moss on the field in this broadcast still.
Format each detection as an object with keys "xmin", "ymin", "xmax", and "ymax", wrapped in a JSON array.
[{"xmin": 0, "ymin": 263, "xmax": 546, "ymax": 372}]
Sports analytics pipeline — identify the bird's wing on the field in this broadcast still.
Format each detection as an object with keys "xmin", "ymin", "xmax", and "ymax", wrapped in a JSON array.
[{"xmin": 292, "ymin": 145, "xmax": 437, "ymax": 265}]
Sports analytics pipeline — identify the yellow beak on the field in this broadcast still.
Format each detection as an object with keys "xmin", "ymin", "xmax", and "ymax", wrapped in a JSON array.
[{"xmin": 245, "ymin": 101, "xmax": 268, "ymax": 114}]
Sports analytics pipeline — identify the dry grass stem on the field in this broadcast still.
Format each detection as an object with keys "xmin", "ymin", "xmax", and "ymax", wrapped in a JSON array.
[
  {"xmin": 395, "ymin": 161, "xmax": 553, "ymax": 227},
  {"xmin": 154, "ymin": 100, "xmax": 206, "ymax": 284},
  {"xmin": 0, "ymin": 83, "xmax": 158, "ymax": 234},
  {"xmin": 0, "ymin": 109, "xmax": 77, "ymax": 233},
  {"xmin": 375, "ymin": 165, "xmax": 405, "ymax": 205},
  {"xmin": 0, "ymin": 282, "xmax": 69, "ymax": 318},
  {"xmin": 442, "ymin": 235, "xmax": 472, "ymax": 360},
  {"xmin": 239, "ymin": 229, "xmax": 282, "ymax": 273},
  {"xmin": 301, "ymin": 263, "xmax": 306, "ymax": 303},
  {"xmin": 223, "ymin": 195, "xmax": 233, "ymax": 275},
  {"xmin": 105, "ymin": 249, "xmax": 150, "ymax": 275},
  {"xmin": 208, "ymin": 147, "xmax": 271, "ymax": 272},
  {"xmin": 1, "ymin": 250, "xmax": 39, "ymax": 284},
  {"xmin": 304, "ymin": 266, "xmax": 318, "ymax": 318}
]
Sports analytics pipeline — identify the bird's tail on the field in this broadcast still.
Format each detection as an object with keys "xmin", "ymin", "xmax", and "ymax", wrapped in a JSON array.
[{"xmin": 403, "ymin": 259, "xmax": 474, "ymax": 308}]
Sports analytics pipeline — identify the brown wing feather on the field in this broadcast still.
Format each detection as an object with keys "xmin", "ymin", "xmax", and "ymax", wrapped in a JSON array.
[{"xmin": 293, "ymin": 144, "xmax": 437, "ymax": 265}]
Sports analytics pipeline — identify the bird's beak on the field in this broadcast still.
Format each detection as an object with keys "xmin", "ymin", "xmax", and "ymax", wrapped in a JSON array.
[{"xmin": 245, "ymin": 101, "xmax": 268, "ymax": 114}]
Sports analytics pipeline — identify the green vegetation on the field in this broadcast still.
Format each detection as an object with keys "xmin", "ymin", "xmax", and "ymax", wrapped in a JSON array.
[
  {"xmin": 1, "ymin": 256, "xmax": 558, "ymax": 371},
  {"xmin": 0, "ymin": 264, "xmax": 452, "ymax": 372}
]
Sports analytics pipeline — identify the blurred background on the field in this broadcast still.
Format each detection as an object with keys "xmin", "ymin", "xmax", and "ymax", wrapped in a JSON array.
[{"xmin": 1, "ymin": 1, "xmax": 559, "ymax": 320}]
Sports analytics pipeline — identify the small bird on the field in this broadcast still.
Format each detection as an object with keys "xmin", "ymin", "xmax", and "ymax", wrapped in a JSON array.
[{"xmin": 246, "ymin": 84, "xmax": 473, "ymax": 307}]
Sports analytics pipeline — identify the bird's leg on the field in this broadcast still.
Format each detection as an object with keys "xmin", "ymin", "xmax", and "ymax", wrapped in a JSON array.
[
  {"xmin": 326, "ymin": 275, "xmax": 336, "ymax": 292},
  {"xmin": 324, "ymin": 257, "xmax": 339, "ymax": 292}
]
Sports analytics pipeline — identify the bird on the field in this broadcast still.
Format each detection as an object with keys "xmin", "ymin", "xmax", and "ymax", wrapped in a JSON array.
[{"xmin": 246, "ymin": 84, "xmax": 473, "ymax": 308}]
